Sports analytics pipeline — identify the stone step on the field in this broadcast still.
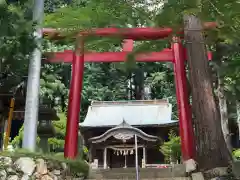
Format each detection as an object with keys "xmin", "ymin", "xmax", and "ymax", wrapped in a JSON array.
[
  {"xmin": 90, "ymin": 172, "xmax": 185, "ymax": 179},
  {"xmin": 88, "ymin": 165, "xmax": 187, "ymax": 179},
  {"xmin": 87, "ymin": 177, "xmax": 190, "ymax": 180}
]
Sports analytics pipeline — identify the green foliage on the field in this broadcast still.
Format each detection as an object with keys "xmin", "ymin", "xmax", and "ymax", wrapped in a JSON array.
[
  {"xmin": 145, "ymin": 63, "xmax": 177, "ymax": 119},
  {"xmin": 48, "ymin": 112, "xmax": 67, "ymax": 150},
  {"xmin": 10, "ymin": 113, "xmax": 66, "ymax": 151},
  {"xmin": 155, "ymin": 0, "xmax": 240, "ymax": 41},
  {"xmin": 0, "ymin": 1, "xmax": 35, "ymax": 93},
  {"xmin": 40, "ymin": 64, "xmax": 69, "ymax": 109},
  {"xmin": 232, "ymin": 149, "xmax": 240, "ymax": 160},
  {"xmin": 10, "ymin": 126, "xmax": 23, "ymax": 148},
  {"xmin": 10, "ymin": 112, "xmax": 88, "ymax": 158},
  {"xmin": 160, "ymin": 130, "xmax": 181, "ymax": 163},
  {"xmin": 11, "ymin": 126, "xmax": 40, "ymax": 148},
  {"xmin": 44, "ymin": 0, "xmax": 150, "ymax": 29}
]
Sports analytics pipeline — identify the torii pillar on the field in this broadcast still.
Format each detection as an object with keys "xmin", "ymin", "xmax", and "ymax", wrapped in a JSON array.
[{"xmin": 64, "ymin": 39, "xmax": 85, "ymax": 158}]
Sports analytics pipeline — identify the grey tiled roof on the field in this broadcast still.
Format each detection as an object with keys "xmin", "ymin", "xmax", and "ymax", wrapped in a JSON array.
[{"xmin": 80, "ymin": 100, "xmax": 176, "ymax": 127}]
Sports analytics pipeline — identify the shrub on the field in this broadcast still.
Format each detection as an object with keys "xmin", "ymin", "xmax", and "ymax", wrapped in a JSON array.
[
  {"xmin": 160, "ymin": 130, "xmax": 181, "ymax": 163},
  {"xmin": 233, "ymin": 149, "xmax": 240, "ymax": 160}
]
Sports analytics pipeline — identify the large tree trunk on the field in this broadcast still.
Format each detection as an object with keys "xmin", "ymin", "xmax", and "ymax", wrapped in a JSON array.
[
  {"xmin": 133, "ymin": 68, "xmax": 144, "ymax": 100},
  {"xmin": 184, "ymin": 15, "xmax": 231, "ymax": 170},
  {"xmin": 0, "ymin": 117, "xmax": 4, "ymax": 150}
]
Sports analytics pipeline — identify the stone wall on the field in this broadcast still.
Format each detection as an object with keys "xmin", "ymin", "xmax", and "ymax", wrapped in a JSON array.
[{"xmin": 0, "ymin": 153, "xmax": 89, "ymax": 180}]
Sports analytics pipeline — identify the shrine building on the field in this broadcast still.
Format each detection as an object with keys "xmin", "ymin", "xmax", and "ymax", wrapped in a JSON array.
[{"xmin": 80, "ymin": 100, "xmax": 178, "ymax": 169}]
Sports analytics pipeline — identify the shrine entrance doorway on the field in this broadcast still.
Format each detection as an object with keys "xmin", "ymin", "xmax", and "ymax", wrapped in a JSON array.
[
  {"xmin": 107, "ymin": 145, "xmax": 146, "ymax": 168},
  {"xmin": 89, "ymin": 120, "xmax": 160, "ymax": 169}
]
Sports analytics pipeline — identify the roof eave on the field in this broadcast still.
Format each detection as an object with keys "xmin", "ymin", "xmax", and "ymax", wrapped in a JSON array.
[{"xmin": 80, "ymin": 121, "xmax": 178, "ymax": 129}]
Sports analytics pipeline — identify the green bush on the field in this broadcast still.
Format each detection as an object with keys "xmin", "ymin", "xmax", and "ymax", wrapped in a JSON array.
[
  {"xmin": 10, "ymin": 112, "xmax": 88, "ymax": 160},
  {"xmin": 160, "ymin": 130, "xmax": 181, "ymax": 163},
  {"xmin": 233, "ymin": 149, "xmax": 240, "ymax": 160}
]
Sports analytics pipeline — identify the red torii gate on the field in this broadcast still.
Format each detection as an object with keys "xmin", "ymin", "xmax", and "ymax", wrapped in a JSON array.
[{"xmin": 43, "ymin": 22, "xmax": 216, "ymax": 160}]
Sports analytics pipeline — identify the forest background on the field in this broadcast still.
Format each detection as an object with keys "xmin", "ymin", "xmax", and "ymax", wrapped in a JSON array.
[{"xmin": 1, "ymin": 0, "xmax": 240, "ymax": 171}]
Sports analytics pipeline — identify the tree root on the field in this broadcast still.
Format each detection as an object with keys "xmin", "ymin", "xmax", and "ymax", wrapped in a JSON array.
[{"xmin": 203, "ymin": 166, "xmax": 238, "ymax": 180}]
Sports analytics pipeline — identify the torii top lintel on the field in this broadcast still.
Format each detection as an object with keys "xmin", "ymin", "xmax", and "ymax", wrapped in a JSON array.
[{"xmin": 42, "ymin": 22, "xmax": 217, "ymax": 41}]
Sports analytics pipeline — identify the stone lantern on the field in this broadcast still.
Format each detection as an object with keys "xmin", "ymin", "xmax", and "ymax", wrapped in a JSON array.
[{"xmin": 37, "ymin": 105, "xmax": 59, "ymax": 153}]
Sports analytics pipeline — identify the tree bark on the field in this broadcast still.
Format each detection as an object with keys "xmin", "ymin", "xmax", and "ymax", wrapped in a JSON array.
[
  {"xmin": 0, "ymin": 117, "xmax": 5, "ymax": 151},
  {"xmin": 133, "ymin": 68, "xmax": 144, "ymax": 100},
  {"xmin": 184, "ymin": 15, "xmax": 231, "ymax": 170}
]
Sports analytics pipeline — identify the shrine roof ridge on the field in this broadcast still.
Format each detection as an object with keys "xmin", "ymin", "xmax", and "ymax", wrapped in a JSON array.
[
  {"xmin": 90, "ymin": 99, "xmax": 169, "ymax": 106},
  {"xmin": 80, "ymin": 99, "xmax": 175, "ymax": 127}
]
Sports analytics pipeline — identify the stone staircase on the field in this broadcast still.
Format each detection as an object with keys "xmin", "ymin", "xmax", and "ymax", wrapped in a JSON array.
[{"xmin": 88, "ymin": 165, "xmax": 190, "ymax": 180}]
